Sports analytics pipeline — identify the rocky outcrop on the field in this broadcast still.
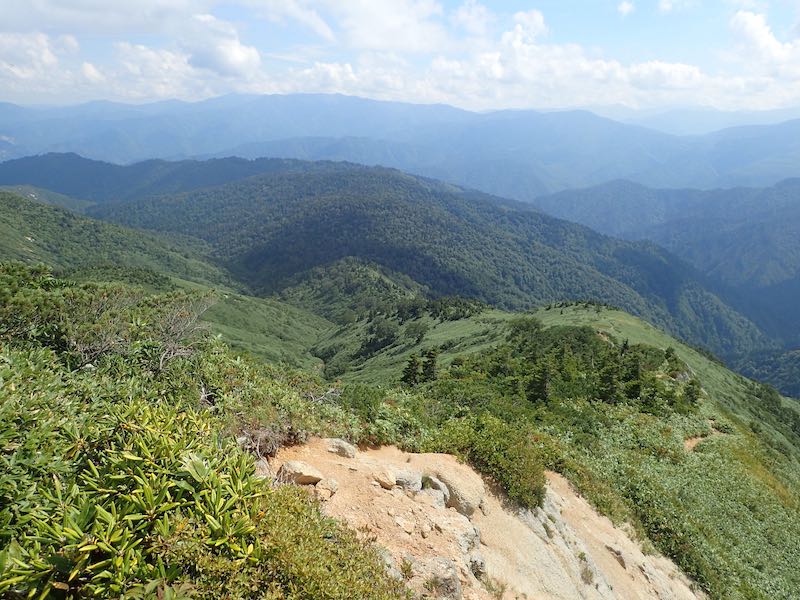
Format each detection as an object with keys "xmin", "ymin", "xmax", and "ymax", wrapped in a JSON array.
[
  {"xmin": 427, "ymin": 465, "xmax": 485, "ymax": 517},
  {"xmin": 272, "ymin": 439, "xmax": 703, "ymax": 600}
]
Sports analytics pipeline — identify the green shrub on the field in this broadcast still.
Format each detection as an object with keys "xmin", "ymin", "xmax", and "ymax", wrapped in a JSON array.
[{"xmin": 425, "ymin": 414, "xmax": 546, "ymax": 508}]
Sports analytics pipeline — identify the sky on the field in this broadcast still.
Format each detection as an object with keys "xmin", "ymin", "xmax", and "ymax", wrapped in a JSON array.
[{"xmin": 1, "ymin": 1, "xmax": 800, "ymax": 110}]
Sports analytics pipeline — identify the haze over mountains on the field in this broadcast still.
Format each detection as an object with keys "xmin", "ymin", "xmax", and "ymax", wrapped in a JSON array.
[{"xmin": 3, "ymin": 94, "xmax": 800, "ymax": 200}]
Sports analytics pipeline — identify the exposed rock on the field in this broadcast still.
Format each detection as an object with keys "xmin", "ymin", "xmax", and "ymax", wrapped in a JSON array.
[
  {"xmin": 422, "ymin": 475, "xmax": 450, "ymax": 505},
  {"xmin": 395, "ymin": 516, "xmax": 415, "ymax": 535},
  {"xmin": 606, "ymin": 544, "xmax": 627, "ymax": 570},
  {"xmin": 277, "ymin": 460, "xmax": 323, "ymax": 485},
  {"xmin": 315, "ymin": 478, "xmax": 339, "ymax": 501},
  {"xmin": 418, "ymin": 487, "xmax": 446, "ymax": 508},
  {"xmin": 374, "ymin": 466, "xmax": 396, "ymax": 489},
  {"xmin": 468, "ymin": 552, "xmax": 487, "ymax": 579},
  {"xmin": 429, "ymin": 466, "xmax": 485, "ymax": 517},
  {"xmin": 416, "ymin": 557, "xmax": 463, "ymax": 600},
  {"xmin": 394, "ymin": 468, "xmax": 422, "ymax": 493},
  {"xmin": 275, "ymin": 439, "xmax": 704, "ymax": 600},
  {"xmin": 254, "ymin": 458, "xmax": 272, "ymax": 478},
  {"xmin": 325, "ymin": 438, "xmax": 357, "ymax": 458}
]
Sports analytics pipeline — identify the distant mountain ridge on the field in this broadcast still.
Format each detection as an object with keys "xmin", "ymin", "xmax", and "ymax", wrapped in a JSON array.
[
  {"xmin": 534, "ymin": 177, "xmax": 800, "ymax": 354},
  {"xmin": 75, "ymin": 159, "xmax": 771, "ymax": 358},
  {"xmin": 2, "ymin": 94, "xmax": 800, "ymax": 198}
]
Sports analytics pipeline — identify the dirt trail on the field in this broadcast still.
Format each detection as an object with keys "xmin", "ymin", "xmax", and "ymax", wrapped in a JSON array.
[{"xmin": 272, "ymin": 439, "xmax": 704, "ymax": 599}]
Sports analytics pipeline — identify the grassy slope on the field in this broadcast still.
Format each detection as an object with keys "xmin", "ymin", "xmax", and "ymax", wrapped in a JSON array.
[
  {"xmin": 322, "ymin": 310, "xmax": 515, "ymax": 384},
  {"xmin": 531, "ymin": 305, "xmax": 789, "ymax": 420},
  {"xmin": 0, "ymin": 184, "xmax": 92, "ymax": 212},
  {"xmin": 525, "ymin": 306, "xmax": 800, "ymax": 598},
  {"xmin": 0, "ymin": 190, "xmax": 336, "ymax": 370},
  {"xmin": 204, "ymin": 292, "xmax": 331, "ymax": 371},
  {"xmin": 0, "ymin": 191, "xmax": 230, "ymax": 289}
]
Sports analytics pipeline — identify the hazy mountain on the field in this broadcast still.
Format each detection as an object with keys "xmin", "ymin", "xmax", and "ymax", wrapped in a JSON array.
[
  {"xmin": 534, "ymin": 178, "xmax": 800, "ymax": 347},
  {"xmin": 3, "ymin": 94, "xmax": 800, "ymax": 198},
  {"xmin": 592, "ymin": 105, "xmax": 800, "ymax": 135}
]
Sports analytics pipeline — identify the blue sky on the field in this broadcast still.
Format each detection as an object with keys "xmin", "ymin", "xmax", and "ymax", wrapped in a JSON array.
[{"xmin": 1, "ymin": 1, "xmax": 800, "ymax": 110}]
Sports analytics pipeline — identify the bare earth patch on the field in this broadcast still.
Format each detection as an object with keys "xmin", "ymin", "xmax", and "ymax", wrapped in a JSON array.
[{"xmin": 272, "ymin": 438, "xmax": 704, "ymax": 600}]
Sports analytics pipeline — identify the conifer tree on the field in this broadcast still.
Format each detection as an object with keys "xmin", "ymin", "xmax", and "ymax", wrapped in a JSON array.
[
  {"xmin": 401, "ymin": 353, "xmax": 422, "ymax": 386},
  {"xmin": 421, "ymin": 348, "xmax": 439, "ymax": 382}
]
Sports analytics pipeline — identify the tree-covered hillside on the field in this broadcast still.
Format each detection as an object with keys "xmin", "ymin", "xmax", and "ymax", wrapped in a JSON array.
[
  {"xmin": 535, "ymin": 178, "xmax": 800, "ymax": 291},
  {"xmin": 0, "ymin": 153, "xmax": 347, "ymax": 205},
  {"xmin": 0, "ymin": 191, "xmax": 231, "ymax": 288},
  {"xmin": 85, "ymin": 162, "xmax": 769, "ymax": 358},
  {"xmin": 534, "ymin": 178, "xmax": 800, "ymax": 380}
]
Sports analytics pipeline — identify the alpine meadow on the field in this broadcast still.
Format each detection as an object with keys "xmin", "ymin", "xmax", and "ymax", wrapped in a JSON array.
[{"xmin": 2, "ymin": 3, "xmax": 800, "ymax": 600}]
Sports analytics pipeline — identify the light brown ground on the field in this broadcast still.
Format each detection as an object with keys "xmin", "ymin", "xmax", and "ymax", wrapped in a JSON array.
[{"xmin": 273, "ymin": 439, "xmax": 704, "ymax": 600}]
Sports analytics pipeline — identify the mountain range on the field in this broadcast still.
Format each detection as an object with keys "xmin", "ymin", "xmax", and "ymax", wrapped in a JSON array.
[
  {"xmin": 0, "ymin": 154, "xmax": 773, "ymax": 362},
  {"xmin": 3, "ymin": 120, "xmax": 800, "ymax": 598},
  {"xmin": 2, "ymin": 94, "xmax": 800, "ymax": 199}
]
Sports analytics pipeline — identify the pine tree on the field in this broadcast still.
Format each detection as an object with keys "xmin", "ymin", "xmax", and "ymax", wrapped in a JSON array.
[
  {"xmin": 421, "ymin": 348, "xmax": 439, "ymax": 382},
  {"xmin": 401, "ymin": 353, "xmax": 422, "ymax": 386}
]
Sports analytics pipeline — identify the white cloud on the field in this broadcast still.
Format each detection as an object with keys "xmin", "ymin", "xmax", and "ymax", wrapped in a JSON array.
[
  {"xmin": 628, "ymin": 60, "xmax": 704, "ymax": 88},
  {"xmin": 0, "ymin": 33, "xmax": 59, "ymax": 80},
  {"xmin": 248, "ymin": 0, "xmax": 335, "ymax": 42},
  {"xmin": 511, "ymin": 10, "xmax": 548, "ymax": 41},
  {"xmin": 659, "ymin": 0, "xmax": 694, "ymax": 13},
  {"xmin": 324, "ymin": 0, "xmax": 450, "ymax": 53},
  {"xmin": 81, "ymin": 61, "xmax": 104, "ymax": 82},
  {"xmin": 185, "ymin": 14, "xmax": 261, "ymax": 78},
  {"xmin": 730, "ymin": 10, "xmax": 800, "ymax": 79},
  {"xmin": 2, "ymin": 1, "xmax": 800, "ymax": 111},
  {"xmin": 451, "ymin": 1, "xmax": 494, "ymax": 37},
  {"xmin": 0, "ymin": 1, "xmax": 211, "ymax": 34}
]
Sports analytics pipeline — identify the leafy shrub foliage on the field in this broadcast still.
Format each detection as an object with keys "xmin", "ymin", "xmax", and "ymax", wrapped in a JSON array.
[{"xmin": 0, "ymin": 264, "xmax": 406, "ymax": 599}]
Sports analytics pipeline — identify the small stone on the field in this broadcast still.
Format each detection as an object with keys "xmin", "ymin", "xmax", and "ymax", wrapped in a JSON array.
[
  {"xmin": 325, "ymin": 438, "xmax": 357, "ymax": 458},
  {"xmin": 469, "ymin": 552, "xmax": 487, "ymax": 578},
  {"xmin": 374, "ymin": 466, "xmax": 396, "ymax": 490},
  {"xmin": 254, "ymin": 458, "xmax": 272, "ymax": 478},
  {"xmin": 277, "ymin": 460, "xmax": 323, "ymax": 485},
  {"xmin": 395, "ymin": 516, "xmax": 414, "ymax": 534},
  {"xmin": 315, "ymin": 478, "xmax": 338, "ymax": 500},
  {"xmin": 605, "ymin": 545, "xmax": 627, "ymax": 570},
  {"xmin": 394, "ymin": 468, "xmax": 422, "ymax": 493}
]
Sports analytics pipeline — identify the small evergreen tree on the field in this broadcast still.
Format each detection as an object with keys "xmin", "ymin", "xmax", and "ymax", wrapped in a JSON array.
[
  {"xmin": 401, "ymin": 353, "xmax": 422, "ymax": 386},
  {"xmin": 421, "ymin": 348, "xmax": 439, "ymax": 382}
]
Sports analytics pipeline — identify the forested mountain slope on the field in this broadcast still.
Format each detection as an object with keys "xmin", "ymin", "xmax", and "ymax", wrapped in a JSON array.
[
  {"xmin": 0, "ymin": 191, "xmax": 230, "ymax": 287},
  {"xmin": 84, "ymin": 161, "xmax": 770, "ymax": 357},
  {"xmin": 534, "ymin": 178, "xmax": 800, "ymax": 346},
  {"xmin": 0, "ymin": 153, "xmax": 341, "ymax": 204}
]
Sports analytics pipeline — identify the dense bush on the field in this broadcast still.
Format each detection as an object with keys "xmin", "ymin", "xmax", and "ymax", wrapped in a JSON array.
[
  {"xmin": 425, "ymin": 415, "xmax": 546, "ymax": 508},
  {"xmin": 0, "ymin": 265, "xmax": 407, "ymax": 599}
]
